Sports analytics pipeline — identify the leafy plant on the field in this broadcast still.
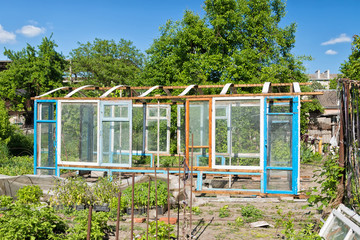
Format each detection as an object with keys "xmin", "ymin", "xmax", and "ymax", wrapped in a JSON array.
[
  {"xmin": 235, "ymin": 216, "xmax": 244, "ymax": 227},
  {"xmin": 306, "ymin": 153, "xmax": 344, "ymax": 210},
  {"xmin": 240, "ymin": 204, "xmax": 263, "ymax": 222},
  {"xmin": 192, "ymin": 206, "xmax": 201, "ymax": 215},
  {"xmin": 16, "ymin": 185, "xmax": 43, "ymax": 205},
  {"xmin": 275, "ymin": 208, "xmax": 321, "ymax": 240},
  {"xmin": 50, "ymin": 177, "xmax": 93, "ymax": 207},
  {"xmin": 66, "ymin": 210, "xmax": 110, "ymax": 240},
  {"xmin": 0, "ymin": 195, "xmax": 13, "ymax": 208},
  {"xmin": 0, "ymin": 204, "xmax": 67, "ymax": 240},
  {"xmin": 300, "ymin": 140, "xmax": 322, "ymax": 164},
  {"xmin": 92, "ymin": 176, "xmax": 120, "ymax": 205},
  {"xmin": 138, "ymin": 221, "xmax": 175, "ymax": 240},
  {"xmin": 219, "ymin": 205, "xmax": 230, "ymax": 218}
]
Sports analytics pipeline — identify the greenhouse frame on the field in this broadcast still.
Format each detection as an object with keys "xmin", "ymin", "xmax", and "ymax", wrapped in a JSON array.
[{"xmin": 33, "ymin": 83, "xmax": 321, "ymax": 195}]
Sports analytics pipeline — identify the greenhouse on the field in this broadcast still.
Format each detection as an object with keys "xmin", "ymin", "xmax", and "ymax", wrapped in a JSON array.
[{"xmin": 33, "ymin": 83, "xmax": 321, "ymax": 195}]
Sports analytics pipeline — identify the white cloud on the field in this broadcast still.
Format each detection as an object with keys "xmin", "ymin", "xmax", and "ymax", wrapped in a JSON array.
[
  {"xmin": 321, "ymin": 33, "xmax": 351, "ymax": 46},
  {"xmin": 325, "ymin": 49, "xmax": 338, "ymax": 55},
  {"xmin": 16, "ymin": 25, "xmax": 45, "ymax": 37},
  {"xmin": 0, "ymin": 25, "xmax": 16, "ymax": 43}
]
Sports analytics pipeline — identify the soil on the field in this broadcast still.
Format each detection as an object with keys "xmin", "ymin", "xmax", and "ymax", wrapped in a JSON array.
[{"xmin": 104, "ymin": 163, "xmax": 323, "ymax": 240}]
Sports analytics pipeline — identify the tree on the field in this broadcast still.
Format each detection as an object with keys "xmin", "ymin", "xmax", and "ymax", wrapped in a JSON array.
[
  {"xmin": 143, "ymin": 0, "xmax": 310, "ymax": 86},
  {"xmin": 340, "ymin": 35, "xmax": 360, "ymax": 80},
  {"xmin": 0, "ymin": 36, "xmax": 67, "ymax": 126},
  {"xmin": 69, "ymin": 38, "xmax": 145, "ymax": 87}
]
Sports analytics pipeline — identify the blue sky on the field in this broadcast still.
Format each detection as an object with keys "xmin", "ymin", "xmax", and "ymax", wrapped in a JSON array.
[{"xmin": 0, "ymin": 0, "xmax": 359, "ymax": 74}]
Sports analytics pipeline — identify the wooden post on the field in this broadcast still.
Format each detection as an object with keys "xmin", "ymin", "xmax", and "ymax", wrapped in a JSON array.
[
  {"xmin": 115, "ymin": 191, "xmax": 122, "ymax": 240},
  {"xmin": 87, "ymin": 205, "xmax": 93, "ymax": 240},
  {"xmin": 130, "ymin": 173, "xmax": 135, "ymax": 240}
]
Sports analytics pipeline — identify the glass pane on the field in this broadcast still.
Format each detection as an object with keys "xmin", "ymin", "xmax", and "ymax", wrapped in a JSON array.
[
  {"xmin": 232, "ymin": 101, "xmax": 260, "ymax": 154},
  {"xmin": 214, "ymin": 99, "xmax": 260, "ymax": 167},
  {"xmin": 215, "ymin": 106, "xmax": 227, "ymax": 117},
  {"xmin": 39, "ymin": 103, "xmax": 56, "ymax": 120},
  {"xmin": 189, "ymin": 101, "xmax": 209, "ymax": 146},
  {"xmin": 37, "ymin": 169, "xmax": 55, "ymax": 175},
  {"xmin": 37, "ymin": 122, "xmax": 56, "ymax": 168},
  {"xmin": 323, "ymin": 217, "xmax": 350, "ymax": 240},
  {"xmin": 267, "ymin": 115, "xmax": 292, "ymax": 167},
  {"xmin": 148, "ymin": 107, "xmax": 158, "ymax": 117},
  {"xmin": 267, "ymin": 170, "xmax": 292, "ymax": 191},
  {"xmin": 104, "ymin": 105, "xmax": 128, "ymax": 118},
  {"xmin": 189, "ymin": 148, "xmax": 209, "ymax": 167},
  {"xmin": 102, "ymin": 121, "xmax": 130, "ymax": 164},
  {"xmin": 147, "ymin": 118, "xmax": 168, "ymax": 152},
  {"xmin": 61, "ymin": 103, "xmax": 97, "ymax": 163},
  {"xmin": 177, "ymin": 105, "xmax": 185, "ymax": 154},
  {"xmin": 268, "ymin": 99, "xmax": 292, "ymax": 113},
  {"xmin": 147, "ymin": 119, "xmax": 157, "ymax": 152},
  {"xmin": 132, "ymin": 106, "xmax": 144, "ymax": 152}
]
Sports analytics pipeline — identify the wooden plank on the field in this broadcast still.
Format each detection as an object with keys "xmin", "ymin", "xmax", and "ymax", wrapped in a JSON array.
[
  {"xmin": 208, "ymin": 98, "xmax": 212, "ymax": 168},
  {"xmin": 57, "ymin": 164, "xmax": 263, "ymax": 172},
  {"xmin": 32, "ymin": 91, "xmax": 323, "ymax": 101},
  {"xmin": 195, "ymin": 190, "xmax": 307, "ymax": 198}
]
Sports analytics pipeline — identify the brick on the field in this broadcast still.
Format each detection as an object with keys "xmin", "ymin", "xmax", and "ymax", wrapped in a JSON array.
[{"xmin": 158, "ymin": 217, "xmax": 178, "ymax": 224}]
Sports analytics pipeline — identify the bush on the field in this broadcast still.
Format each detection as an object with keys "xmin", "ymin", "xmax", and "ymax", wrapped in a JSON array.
[
  {"xmin": 0, "ymin": 195, "xmax": 13, "ymax": 208},
  {"xmin": 7, "ymin": 131, "xmax": 33, "ymax": 156},
  {"xmin": 16, "ymin": 185, "xmax": 43, "ymax": 205},
  {"xmin": 0, "ymin": 155, "xmax": 33, "ymax": 176},
  {"xmin": 0, "ymin": 204, "xmax": 67, "ymax": 240},
  {"xmin": 240, "ymin": 204, "xmax": 263, "ymax": 222},
  {"xmin": 66, "ymin": 210, "xmax": 110, "ymax": 240}
]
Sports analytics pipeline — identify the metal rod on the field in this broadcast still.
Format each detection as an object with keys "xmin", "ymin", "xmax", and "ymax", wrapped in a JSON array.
[
  {"xmin": 190, "ymin": 134, "xmax": 194, "ymax": 239},
  {"xmin": 87, "ymin": 205, "xmax": 93, "ymax": 240},
  {"xmin": 146, "ymin": 177, "xmax": 151, "ymax": 240},
  {"xmin": 177, "ymin": 154, "xmax": 181, "ymax": 240},
  {"xmin": 115, "ymin": 191, "xmax": 122, "ymax": 240},
  {"xmin": 167, "ymin": 168, "xmax": 171, "ymax": 240},
  {"xmin": 130, "ymin": 173, "xmax": 135, "ymax": 240},
  {"xmin": 155, "ymin": 155, "xmax": 158, "ymax": 240}
]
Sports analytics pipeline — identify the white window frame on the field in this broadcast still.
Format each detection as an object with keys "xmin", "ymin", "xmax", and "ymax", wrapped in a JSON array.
[{"xmin": 211, "ymin": 97, "xmax": 264, "ymax": 170}]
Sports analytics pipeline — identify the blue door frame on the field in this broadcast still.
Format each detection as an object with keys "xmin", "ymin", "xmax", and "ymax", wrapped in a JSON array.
[
  {"xmin": 34, "ymin": 100, "xmax": 58, "ymax": 176},
  {"xmin": 263, "ymin": 96, "xmax": 299, "ymax": 194}
]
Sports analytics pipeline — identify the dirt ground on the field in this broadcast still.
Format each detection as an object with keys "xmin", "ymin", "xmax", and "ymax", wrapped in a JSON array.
[{"xmin": 107, "ymin": 164, "xmax": 322, "ymax": 240}]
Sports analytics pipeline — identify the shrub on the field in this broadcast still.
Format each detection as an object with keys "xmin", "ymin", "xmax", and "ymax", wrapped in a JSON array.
[
  {"xmin": 50, "ymin": 177, "xmax": 93, "ymax": 207},
  {"xmin": 219, "ymin": 205, "xmax": 230, "ymax": 218},
  {"xmin": 92, "ymin": 176, "xmax": 120, "ymax": 205},
  {"xmin": 66, "ymin": 210, "xmax": 110, "ymax": 240},
  {"xmin": 0, "ymin": 155, "xmax": 33, "ymax": 176},
  {"xmin": 16, "ymin": 185, "xmax": 43, "ymax": 205},
  {"xmin": 139, "ymin": 221, "xmax": 175, "ymax": 240},
  {"xmin": 0, "ymin": 195, "xmax": 13, "ymax": 208},
  {"xmin": 0, "ymin": 204, "xmax": 67, "ymax": 240},
  {"xmin": 240, "ymin": 204, "xmax": 263, "ymax": 222}
]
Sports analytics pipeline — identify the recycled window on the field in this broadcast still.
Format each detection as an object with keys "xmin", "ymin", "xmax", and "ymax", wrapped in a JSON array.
[
  {"xmin": 214, "ymin": 99, "xmax": 261, "ymax": 167},
  {"xmin": 100, "ymin": 102, "xmax": 132, "ymax": 166},
  {"xmin": 36, "ymin": 102, "xmax": 56, "ymax": 174},
  {"xmin": 60, "ymin": 102, "xmax": 98, "ymax": 163}
]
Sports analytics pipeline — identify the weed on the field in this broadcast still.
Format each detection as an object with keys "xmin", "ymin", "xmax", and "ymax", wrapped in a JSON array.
[
  {"xmin": 240, "ymin": 204, "xmax": 263, "ymax": 222},
  {"xmin": 219, "ymin": 205, "xmax": 230, "ymax": 218}
]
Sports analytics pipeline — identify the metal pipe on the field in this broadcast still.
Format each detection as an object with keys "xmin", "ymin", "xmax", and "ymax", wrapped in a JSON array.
[
  {"xmin": 146, "ymin": 177, "xmax": 151, "ymax": 240},
  {"xmin": 130, "ymin": 173, "xmax": 135, "ymax": 240},
  {"xmin": 190, "ymin": 134, "xmax": 194, "ymax": 239},
  {"xmin": 87, "ymin": 205, "xmax": 93, "ymax": 240},
  {"xmin": 167, "ymin": 168, "xmax": 171, "ymax": 240},
  {"xmin": 177, "ymin": 154, "xmax": 181, "ymax": 240},
  {"xmin": 115, "ymin": 191, "xmax": 122, "ymax": 240}
]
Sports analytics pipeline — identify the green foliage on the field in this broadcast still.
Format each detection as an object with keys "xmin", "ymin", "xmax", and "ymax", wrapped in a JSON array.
[
  {"xmin": 66, "ymin": 210, "xmax": 110, "ymax": 240},
  {"xmin": 235, "ymin": 216, "xmax": 244, "ymax": 227},
  {"xmin": 306, "ymin": 153, "xmax": 344, "ymax": 210},
  {"xmin": 0, "ymin": 155, "xmax": 33, "ymax": 176},
  {"xmin": 50, "ymin": 177, "xmax": 93, "ymax": 206},
  {"xmin": 70, "ymin": 38, "xmax": 145, "ymax": 87},
  {"xmin": 0, "ymin": 195, "xmax": 13, "ymax": 208},
  {"xmin": 341, "ymin": 35, "xmax": 360, "ymax": 80},
  {"xmin": 219, "ymin": 205, "xmax": 230, "ymax": 218},
  {"xmin": 92, "ymin": 176, "xmax": 120, "ymax": 205},
  {"xmin": 7, "ymin": 131, "xmax": 33, "ymax": 156},
  {"xmin": 16, "ymin": 185, "xmax": 43, "ymax": 205},
  {"xmin": 275, "ymin": 208, "xmax": 321, "ymax": 240},
  {"xmin": 240, "ymin": 204, "xmax": 263, "ymax": 222},
  {"xmin": 121, "ymin": 180, "xmax": 170, "ymax": 209},
  {"xmin": 192, "ymin": 206, "xmax": 202, "ymax": 215},
  {"xmin": 0, "ymin": 100, "xmax": 14, "ymax": 144},
  {"xmin": 0, "ymin": 204, "xmax": 68, "ymax": 240},
  {"xmin": 138, "ymin": 221, "xmax": 175, "ymax": 240},
  {"xmin": 144, "ymin": 0, "xmax": 309, "ymax": 86},
  {"xmin": 300, "ymin": 141, "xmax": 322, "ymax": 164},
  {"xmin": 0, "ymin": 36, "xmax": 67, "ymax": 125}
]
